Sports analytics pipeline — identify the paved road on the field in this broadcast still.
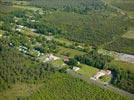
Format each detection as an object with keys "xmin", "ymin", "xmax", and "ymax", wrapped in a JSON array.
[{"xmin": 67, "ymin": 70, "xmax": 134, "ymax": 99}]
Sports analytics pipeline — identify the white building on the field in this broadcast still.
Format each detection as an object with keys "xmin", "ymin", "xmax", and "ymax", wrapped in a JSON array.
[
  {"xmin": 91, "ymin": 70, "xmax": 111, "ymax": 80},
  {"xmin": 73, "ymin": 66, "xmax": 80, "ymax": 71},
  {"xmin": 19, "ymin": 46, "xmax": 28, "ymax": 53},
  {"xmin": 17, "ymin": 25, "xmax": 24, "ymax": 29},
  {"xmin": 31, "ymin": 28, "xmax": 37, "ymax": 32}
]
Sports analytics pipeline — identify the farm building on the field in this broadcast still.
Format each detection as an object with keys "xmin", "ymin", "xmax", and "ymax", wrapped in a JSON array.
[
  {"xmin": 63, "ymin": 56, "xmax": 69, "ymax": 62},
  {"xmin": 91, "ymin": 70, "xmax": 111, "ymax": 80}
]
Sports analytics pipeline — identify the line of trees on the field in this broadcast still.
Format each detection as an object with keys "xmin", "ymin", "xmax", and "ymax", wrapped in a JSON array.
[
  {"xmin": 74, "ymin": 50, "xmax": 112, "ymax": 69},
  {"xmin": 107, "ymin": 64, "xmax": 134, "ymax": 93}
]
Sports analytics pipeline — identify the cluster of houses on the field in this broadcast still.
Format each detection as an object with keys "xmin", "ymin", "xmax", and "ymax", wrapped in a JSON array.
[
  {"xmin": 91, "ymin": 70, "xmax": 111, "ymax": 80},
  {"xmin": 31, "ymin": 49, "xmax": 44, "ymax": 57},
  {"xmin": 18, "ymin": 45, "xmax": 44, "ymax": 57},
  {"xmin": 16, "ymin": 24, "xmax": 37, "ymax": 33},
  {"xmin": 19, "ymin": 45, "xmax": 28, "ymax": 53}
]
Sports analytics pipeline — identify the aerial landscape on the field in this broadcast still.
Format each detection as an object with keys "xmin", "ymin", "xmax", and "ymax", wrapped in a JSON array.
[{"xmin": 0, "ymin": 0, "xmax": 134, "ymax": 100}]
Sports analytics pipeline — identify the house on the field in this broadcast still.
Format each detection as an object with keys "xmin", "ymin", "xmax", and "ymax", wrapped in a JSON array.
[
  {"xmin": 17, "ymin": 25, "xmax": 24, "ymax": 29},
  {"xmin": 63, "ymin": 56, "xmax": 69, "ymax": 62},
  {"xmin": 31, "ymin": 28, "xmax": 36, "ymax": 32},
  {"xmin": 73, "ymin": 66, "xmax": 80, "ymax": 71},
  {"xmin": 31, "ymin": 20, "xmax": 36, "ymax": 22},
  {"xmin": 16, "ymin": 28, "xmax": 21, "ymax": 32},
  {"xmin": 77, "ymin": 45, "xmax": 84, "ymax": 49},
  {"xmin": 19, "ymin": 46, "xmax": 28, "ymax": 53},
  {"xmin": 47, "ymin": 54, "xmax": 60, "ymax": 61},
  {"xmin": 91, "ymin": 70, "xmax": 111, "ymax": 80}
]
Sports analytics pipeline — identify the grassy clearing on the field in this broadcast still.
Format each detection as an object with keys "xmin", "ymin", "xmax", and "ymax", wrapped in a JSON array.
[
  {"xmin": 77, "ymin": 64, "xmax": 99, "ymax": 77},
  {"xmin": 127, "ymin": 11, "xmax": 134, "ymax": 19},
  {"xmin": 51, "ymin": 59, "xmax": 67, "ymax": 68},
  {"xmin": 122, "ymin": 28, "xmax": 134, "ymax": 39},
  {"xmin": 55, "ymin": 38, "xmax": 74, "ymax": 46},
  {"xmin": 28, "ymin": 72, "xmax": 132, "ymax": 100},
  {"xmin": 110, "ymin": 60, "xmax": 134, "ymax": 71},
  {"xmin": 100, "ymin": 75, "xmax": 112, "ymax": 82},
  {"xmin": 13, "ymin": 5, "xmax": 42, "ymax": 12},
  {"xmin": 57, "ymin": 46, "xmax": 85, "ymax": 57},
  {"xmin": 0, "ymin": 83, "xmax": 43, "ymax": 100}
]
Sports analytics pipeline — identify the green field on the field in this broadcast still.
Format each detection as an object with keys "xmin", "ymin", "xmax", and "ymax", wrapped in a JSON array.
[
  {"xmin": 51, "ymin": 59, "xmax": 67, "ymax": 68},
  {"xmin": 28, "ymin": 73, "xmax": 131, "ymax": 100},
  {"xmin": 57, "ymin": 46, "xmax": 85, "ymax": 57},
  {"xmin": 100, "ymin": 75, "xmax": 112, "ymax": 82},
  {"xmin": 54, "ymin": 38, "xmax": 74, "ymax": 46},
  {"xmin": 122, "ymin": 28, "xmax": 134, "ymax": 39},
  {"xmin": 110, "ymin": 60, "xmax": 134, "ymax": 71},
  {"xmin": 77, "ymin": 64, "xmax": 99, "ymax": 77}
]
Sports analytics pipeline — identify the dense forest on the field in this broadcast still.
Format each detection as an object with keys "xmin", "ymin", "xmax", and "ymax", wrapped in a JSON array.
[
  {"xmin": 0, "ymin": 39, "xmax": 56, "ymax": 91},
  {"xmin": 27, "ymin": 73, "xmax": 130, "ymax": 100},
  {"xmin": 74, "ymin": 50, "xmax": 112, "ymax": 69},
  {"xmin": 30, "ymin": 0, "xmax": 107, "ymax": 13}
]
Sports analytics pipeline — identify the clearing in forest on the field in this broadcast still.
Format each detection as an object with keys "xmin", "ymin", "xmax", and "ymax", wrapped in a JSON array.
[
  {"xmin": 122, "ymin": 28, "xmax": 134, "ymax": 39},
  {"xmin": 77, "ymin": 64, "xmax": 99, "ymax": 77}
]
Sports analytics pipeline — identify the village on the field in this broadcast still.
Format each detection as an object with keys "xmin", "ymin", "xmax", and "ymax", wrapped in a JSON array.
[
  {"xmin": 0, "ymin": 5, "xmax": 134, "ymax": 89},
  {"xmin": 1, "ymin": 22, "xmax": 112, "ymax": 84}
]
